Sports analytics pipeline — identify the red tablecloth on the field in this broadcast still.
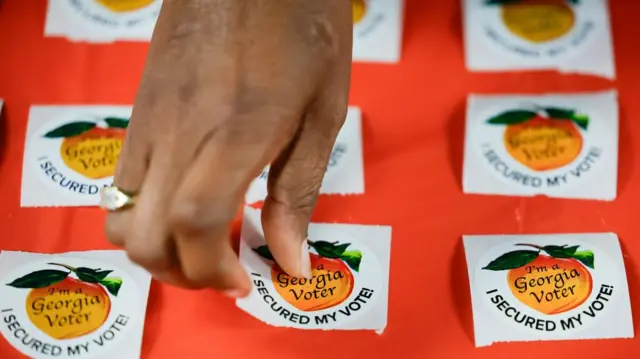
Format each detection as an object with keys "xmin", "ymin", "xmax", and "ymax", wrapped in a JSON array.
[{"xmin": 1, "ymin": 1, "xmax": 639, "ymax": 358}]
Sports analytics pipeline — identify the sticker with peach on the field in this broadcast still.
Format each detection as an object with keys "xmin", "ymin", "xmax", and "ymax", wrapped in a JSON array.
[
  {"xmin": 253, "ymin": 240, "xmax": 362, "ymax": 312},
  {"xmin": 352, "ymin": 0, "xmax": 367, "ymax": 24},
  {"xmin": 486, "ymin": 106, "xmax": 589, "ymax": 171},
  {"xmin": 483, "ymin": 244, "xmax": 594, "ymax": 315},
  {"xmin": 96, "ymin": 0, "xmax": 155, "ymax": 13},
  {"xmin": 6, "ymin": 263, "xmax": 123, "ymax": 340},
  {"xmin": 485, "ymin": 0, "xmax": 580, "ymax": 43},
  {"xmin": 44, "ymin": 117, "xmax": 129, "ymax": 180}
]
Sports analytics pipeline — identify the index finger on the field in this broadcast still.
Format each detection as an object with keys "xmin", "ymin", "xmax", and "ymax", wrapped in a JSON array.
[{"xmin": 167, "ymin": 109, "xmax": 301, "ymax": 290}]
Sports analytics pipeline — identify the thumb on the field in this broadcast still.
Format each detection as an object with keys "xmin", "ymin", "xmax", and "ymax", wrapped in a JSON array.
[
  {"xmin": 261, "ymin": 196, "xmax": 314, "ymax": 279},
  {"xmin": 261, "ymin": 109, "xmax": 345, "ymax": 278}
]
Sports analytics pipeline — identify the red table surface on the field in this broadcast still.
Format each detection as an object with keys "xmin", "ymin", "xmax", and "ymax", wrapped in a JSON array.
[{"xmin": 1, "ymin": 1, "xmax": 639, "ymax": 358}]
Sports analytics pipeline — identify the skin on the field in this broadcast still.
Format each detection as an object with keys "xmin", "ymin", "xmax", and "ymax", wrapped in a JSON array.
[{"xmin": 104, "ymin": 0, "xmax": 353, "ymax": 297}]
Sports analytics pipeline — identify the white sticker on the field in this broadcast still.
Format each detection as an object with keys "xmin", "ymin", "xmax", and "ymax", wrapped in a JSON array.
[
  {"xmin": 44, "ymin": 0, "xmax": 161, "ymax": 42},
  {"xmin": 463, "ymin": 233, "xmax": 634, "ymax": 347},
  {"xmin": 352, "ymin": 0, "xmax": 405, "ymax": 63},
  {"xmin": 463, "ymin": 90, "xmax": 618, "ymax": 200},
  {"xmin": 236, "ymin": 207, "xmax": 391, "ymax": 333},
  {"xmin": 0, "ymin": 250, "xmax": 151, "ymax": 358},
  {"xmin": 463, "ymin": 0, "xmax": 615, "ymax": 79},
  {"xmin": 245, "ymin": 107, "xmax": 365, "ymax": 204},
  {"xmin": 46, "ymin": 0, "xmax": 405, "ymax": 60},
  {"xmin": 21, "ymin": 106, "xmax": 131, "ymax": 207}
]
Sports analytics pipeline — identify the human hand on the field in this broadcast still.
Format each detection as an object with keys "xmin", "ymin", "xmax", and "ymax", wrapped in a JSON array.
[{"xmin": 105, "ymin": 0, "xmax": 352, "ymax": 297}]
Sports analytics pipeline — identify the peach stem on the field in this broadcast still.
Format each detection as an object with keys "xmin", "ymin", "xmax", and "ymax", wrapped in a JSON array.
[
  {"xmin": 515, "ymin": 243, "xmax": 543, "ymax": 250},
  {"xmin": 519, "ymin": 103, "xmax": 546, "ymax": 116},
  {"xmin": 47, "ymin": 263, "xmax": 76, "ymax": 272}
]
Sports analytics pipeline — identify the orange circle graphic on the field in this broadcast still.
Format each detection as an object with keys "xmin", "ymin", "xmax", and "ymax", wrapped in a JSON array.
[
  {"xmin": 26, "ymin": 276, "xmax": 112, "ymax": 340},
  {"xmin": 95, "ymin": 0, "xmax": 155, "ymax": 13},
  {"xmin": 501, "ymin": 0, "xmax": 575, "ymax": 43},
  {"xmin": 504, "ymin": 115, "xmax": 583, "ymax": 171},
  {"xmin": 59, "ymin": 127, "xmax": 126, "ymax": 180},
  {"xmin": 507, "ymin": 254, "xmax": 593, "ymax": 315},
  {"xmin": 272, "ymin": 254, "xmax": 355, "ymax": 312},
  {"xmin": 352, "ymin": 0, "xmax": 367, "ymax": 24}
]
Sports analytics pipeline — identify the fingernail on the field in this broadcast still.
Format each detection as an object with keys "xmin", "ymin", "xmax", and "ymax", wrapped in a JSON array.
[
  {"xmin": 300, "ymin": 240, "xmax": 312, "ymax": 279},
  {"xmin": 222, "ymin": 289, "xmax": 245, "ymax": 299}
]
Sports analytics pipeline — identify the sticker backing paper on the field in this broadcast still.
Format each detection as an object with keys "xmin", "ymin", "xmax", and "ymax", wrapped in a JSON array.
[
  {"xmin": 21, "ymin": 106, "xmax": 131, "ymax": 208},
  {"xmin": 44, "ymin": 0, "xmax": 161, "ymax": 42},
  {"xmin": 463, "ymin": 0, "xmax": 615, "ymax": 78},
  {"xmin": 463, "ymin": 90, "xmax": 618, "ymax": 201},
  {"xmin": 463, "ymin": 233, "xmax": 634, "ymax": 347},
  {"xmin": 352, "ymin": 0, "xmax": 405, "ymax": 63},
  {"xmin": 236, "ymin": 207, "xmax": 391, "ymax": 333},
  {"xmin": 0, "ymin": 250, "xmax": 152, "ymax": 359},
  {"xmin": 46, "ymin": 0, "xmax": 404, "ymax": 61}
]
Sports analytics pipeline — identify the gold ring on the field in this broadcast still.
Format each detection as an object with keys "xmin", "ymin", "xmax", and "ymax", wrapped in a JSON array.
[{"xmin": 100, "ymin": 185, "xmax": 136, "ymax": 211}]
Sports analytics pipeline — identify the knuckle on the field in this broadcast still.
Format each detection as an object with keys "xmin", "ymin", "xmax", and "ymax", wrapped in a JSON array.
[
  {"xmin": 227, "ymin": 106, "xmax": 298, "ymax": 147},
  {"xmin": 291, "ymin": 186, "xmax": 319, "ymax": 214},
  {"xmin": 308, "ymin": 16, "xmax": 341, "ymax": 61},
  {"xmin": 322, "ymin": 107, "xmax": 348, "ymax": 137},
  {"xmin": 104, "ymin": 215, "xmax": 126, "ymax": 247},
  {"xmin": 169, "ymin": 198, "xmax": 235, "ymax": 235},
  {"xmin": 274, "ymin": 176, "xmax": 320, "ymax": 214},
  {"xmin": 181, "ymin": 264, "xmax": 226, "ymax": 289},
  {"xmin": 125, "ymin": 243, "xmax": 171, "ymax": 272},
  {"xmin": 181, "ymin": 268, "xmax": 212, "ymax": 288}
]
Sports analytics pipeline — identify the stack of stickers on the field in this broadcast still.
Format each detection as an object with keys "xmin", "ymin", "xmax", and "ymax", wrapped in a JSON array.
[
  {"xmin": 461, "ymin": 0, "xmax": 619, "ymax": 200},
  {"xmin": 0, "ymin": 250, "xmax": 151, "ymax": 358},
  {"xmin": 461, "ymin": 0, "xmax": 632, "ymax": 347},
  {"xmin": 10, "ymin": 0, "xmax": 634, "ymax": 351},
  {"xmin": 44, "ymin": 0, "xmax": 405, "ymax": 63}
]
